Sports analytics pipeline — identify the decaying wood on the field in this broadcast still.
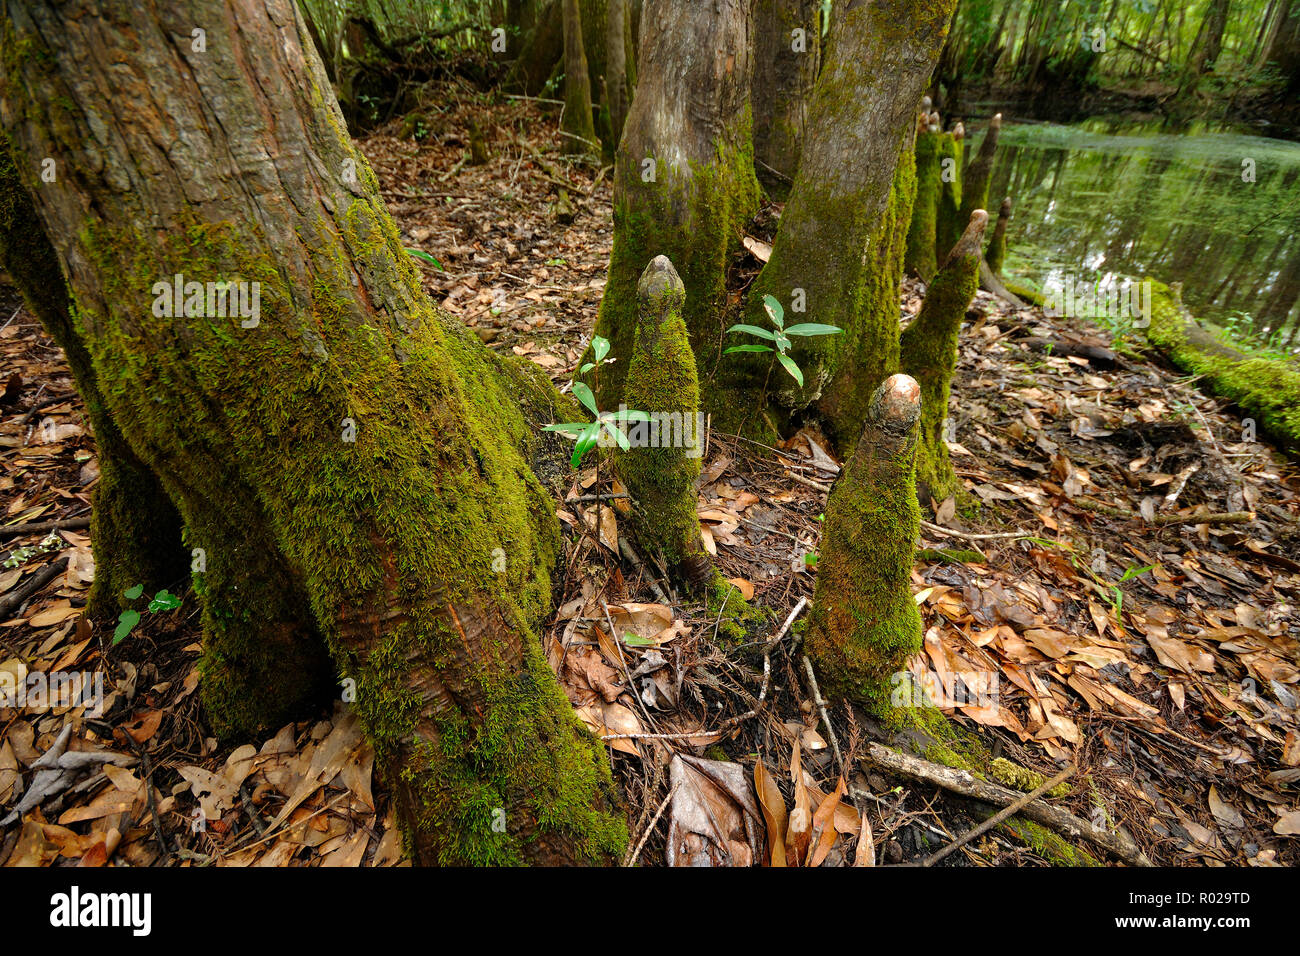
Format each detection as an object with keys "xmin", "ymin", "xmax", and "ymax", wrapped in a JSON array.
[{"xmin": 862, "ymin": 743, "xmax": 1153, "ymax": 866}]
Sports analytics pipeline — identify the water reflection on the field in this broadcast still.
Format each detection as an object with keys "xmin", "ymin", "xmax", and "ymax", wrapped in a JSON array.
[{"xmin": 982, "ymin": 119, "xmax": 1300, "ymax": 346}]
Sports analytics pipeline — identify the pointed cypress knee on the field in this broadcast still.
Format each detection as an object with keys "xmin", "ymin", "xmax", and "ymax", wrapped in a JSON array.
[
  {"xmin": 959, "ymin": 113, "xmax": 1001, "ymax": 231},
  {"xmin": 905, "ymin": 126, "xmax": 942, "ymax": 282},
  {"xmin": 900, "ymin": 209, "xmax": 988, "ymax": 505},
  {"xmin": 805, "ymin": 374, "xmax": 923, "ymax": 712},
  {"xmin": 615, "ymin": 255, "xmax": 710, "ymax": 590},
  {"xmin": 986, "ymin": 196, "xmax": 1012, "ymax": 277},
  {"xmin": 934, "ymin": 124, "xmax": 965, "ymax": 261}
]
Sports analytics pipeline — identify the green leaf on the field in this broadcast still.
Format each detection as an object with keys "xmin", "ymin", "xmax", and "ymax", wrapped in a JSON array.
[
  {"xmin": 763, "ymin": 294, "xmax": 785, "ymax": 328},
  {"xmin": 621, "ymin": 632, "xmax": 656, "ymax": 647},
  {"xmin": 571, "ymin": 381, "xmax": 599, "ymax": 416},
  {"xmin": 571, "ymin": 423, "xmax": 601, "ymax": 467},
  {"xmin": 591, "ymin": 335, "xmax": 610, "ymax": 362},
  {"xmin": 724, "ymin": 344, "xmax": 773, "ymax": 354},
  {"xmin": 617, "ymin": 409, "xmax": 653, "ymax": 423},
  {"xmin": 783, "ymin": 323, "xmax": 843, "ymax": 337},
  {"xmin": 603, "ymin": 420, "xmax": 631, "ymax": 451},
  {"xmin": 148, "ymin": 589, "xmax": 182, "ymax": 612},
  {"xmin": 774, "ymin": 334, "xmax": 791, "ymax": 353},
  {"xmin": 113, "ymin": 609, "xmax": 140, "ymax": 646},
  {"xmin": 123, "ymin": 584, "xmax": 144, "ymax": 600},
  {"xmin": 579, "ymin": 362, "xmax": 596, "ymax": 375},
  {"xmin": 404, "ymin": 248, "xmax": 443, "ymax": 270},
  {"xmin": 777, "ymin": 352, "xmax": 804, "ymax": 386},
  {"xmin": 543, "ymin": 422, "xmax": 590, "ymax": 437},
  {"xmin": 726, "ymin": 323, "xmax": 776, "ymax": 341}
]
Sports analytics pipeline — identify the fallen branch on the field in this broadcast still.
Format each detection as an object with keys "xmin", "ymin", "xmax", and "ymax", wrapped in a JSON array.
[
  {"xmin": 1072, "ymin": 498, "xmax": 1254, "ymax": 527},
  {"xmin": 0, "ymin": 556, "xmax": 68, "ymax": 619},
  {"xmin": 862, "ymin": 743, "xmax": 1151, "ymax": 866},
  {"xmin": 921, "ymin": 519, "xmax": 1031, "ymax": 541},
  {"xmin": 920, "ymin": 764, "xmax": 1076, "ymax": 866},
  {"xmin": 1, "ymin": 516, "xmax": 90, "ymax": 537}
]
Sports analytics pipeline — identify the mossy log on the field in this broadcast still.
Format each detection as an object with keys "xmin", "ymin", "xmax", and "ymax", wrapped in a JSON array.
[
  {"xmin": 615, "ymin": 256, "xmax": 710, "ymax": 589},
  {"xmin": 2, "ymin": 0, "xmax": 625, "ymax": 865},
  {"xmin": 589, "ymin": 0, "xmax": 759, "ymax": 408},
  {"xmin": 1144, "ymin": 279, "xmax": 1300, "ymax": 451},
  {"xmin": 805, "ymin": 374, "xmax": 924, "ymax": 713},
  {"xmin": 0, "ymin": 144, "xmax": 188, "ymax": 618},
  {"xmin": 985, "ymin": 195, "xmax": 1011, "ymax": 277},
  {"xmin": 745, "ymin": 0, "xmax": 958, "ymax": 446},
  {"xmin": 900, "ymin": 210, "xmax": 987, "ymax": 505}
]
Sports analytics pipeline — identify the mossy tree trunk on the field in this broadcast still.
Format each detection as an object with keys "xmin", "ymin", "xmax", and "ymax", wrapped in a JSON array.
[
  {"xmin": 899, "ymin": 210, "xmax": 987, "ymax": 506},
  {"xmin": 561, "ymin": 0, "xmax": 599, "ymax": 155},
  {"xmin": 745, "ymin": 0, "xmax": 957, "ymax": 447},
  {"xmin": 805, "ymin": 374, "xmax": 923, "ymax": 711},
  {"xmin": 2, "ymin": 0, "xmax": 624, "ymax": 866},
  {"xmin": 751, "ymin": 0, "xmax": 821, "ymax": 194},
  {"xmin": 0, "ymin": 145, "xmax": 188, "ymax": 618},
  {"xmin": 614, "ymin": 256, "xmax": 709, "ymax": 591},
  {"xmin": 605, "ymin": 0, "xmax": 629, "ymax": 149},
  {"xmin": 590, "ymin": 0, "xmax": 759, "ymax": 407}
]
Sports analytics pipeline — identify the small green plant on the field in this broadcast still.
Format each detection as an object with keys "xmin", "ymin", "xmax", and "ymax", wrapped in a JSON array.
[
  {"xmin": 113, "ymin": 584, "xmax": 182, "ymax": 646},
  {"xmin": 543, "ymin": 381, "xmax": 650, "ymax": 467},
  {"xmin": 724, "ymin": 294, "xmax": 840, "ymax": 388},
  {"xmin": 404, "ymin": 248, "xmax": 443, "ymax": 270}
]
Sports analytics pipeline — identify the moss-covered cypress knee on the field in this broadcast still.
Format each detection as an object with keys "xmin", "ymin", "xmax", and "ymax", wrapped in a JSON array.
[
  {"xmin": 986, "ymin": 196, "xmax": 1011, "ymax": 277},
  {"xmin": 615, "ymin": 255, "xmax": 710, "ymax": 589},
  {"xmin": 934, "ymin": 124, "xmax": 965, "ymax": 261},
  {"xmin": 805, "ymin": 374, "xmax": 923, "ymax": 712},
  {"xmin": 905, "ymin": 124, "xmax": 942, "ymax": 282},
  {"xmin": 900, "ymin": 210, "xmax": 987, "ymax": 505},
  {"xmin": 958, "ymin": 113, "xmax": 1001, "ymax": 233}
]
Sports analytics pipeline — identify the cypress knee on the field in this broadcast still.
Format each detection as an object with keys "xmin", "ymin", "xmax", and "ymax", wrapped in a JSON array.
[
  {"xmin": 905, "ymin": 119, "xmax": 942, "ymax": 282},
  {"xmin": 958, "ymin": 113, "xmax": 1001, "ymax": 235},
  {"xmin": 900, "ymin": 210, "xmax": 987, "ymax": 505},
  {"xmin": 987, "ymin": 196, "xmax": 1012, "ymax": 277},
  {"xmin": 615, "ymin": 255, "xmax": 710, "ymax": 589},
  {"xmin": 934, "ymin": 123, "xmax": 964, "ymax": 261},
  {"xmin": 805, "ymin": 374, "xmax": 923, "ymax": 712}
]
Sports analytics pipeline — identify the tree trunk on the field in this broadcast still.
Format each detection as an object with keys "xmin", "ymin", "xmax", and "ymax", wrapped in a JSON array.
[
  {"xmin": 958, "ymin": 113, "xmax": 1000, "ymax": 239},
  {"xmin": 746, "ymin": 0, "xmax": 959, "ymax": 447},
  {"xmin": 590, "ymin": 0, "xmax": 759, "ymax": 407},
  {"xmin": 561, "ymin": 0, "xmax": 599, "ymax": 155},
  {"xmin": 605, "ymin": 0, "xmax": 629, "ymax": 148},
  {"xmin": 1, "ymin": 0, "xmax": 625, "ymax": 866},
  {"xmin": 751, "ymin": 0, "xmax": 821, "ymax": 193},
  {"xmin": 0, "ymin": 145, "xmax": 189, "ymax": 617}
]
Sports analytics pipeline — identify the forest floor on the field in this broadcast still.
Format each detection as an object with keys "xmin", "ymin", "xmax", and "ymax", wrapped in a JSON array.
[{"xmin": 0, "ymin": 86, "xmax": 1297, "ymax": 868}]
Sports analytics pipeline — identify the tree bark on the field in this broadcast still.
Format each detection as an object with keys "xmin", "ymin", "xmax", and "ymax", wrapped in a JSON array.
[
  {"xmin": 751, "ymin": 0, "xmax": 821, "ymax": 193},
  {"xmin": 590, "ymin": 0, "xmax": 759, "ymax": 407},
  {"xmin": 0, "ymin": 145, "xmax": 189, "ymax": 617},
  {"xmin": 605, "ymin": 0, "xmax": 629, "ymax": 148},
  {"xmin": 561, "ymin": 0, "xmax": 599, "ymax": 155},
  {"xmin": 1, "ymin": 0, "xmax": 624, "ymax": 865},
  {"xmin": 746, "ymin": 0, "xmax": 959, "ymax": 447}
]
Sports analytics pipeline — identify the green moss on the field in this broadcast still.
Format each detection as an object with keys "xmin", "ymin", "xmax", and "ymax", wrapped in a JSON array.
[
  {"xmin": 934, "ymin": 133, "xmax": 964, "ymax": 260},
  {"xmin": 615, "ymin": 256, "xmax": 708, "ymax": 583},
  {"xmin": 905, "ymin": 131, "xmax": 942, "ymax": 281},
  {"xmin": 1001, "ymin": 818, "xmax": 1101, "ymax": 866},
  {"xmin": 805, "ymin": 378, "xmax": 923, "ymax": 712},
  {"xmin": 707, "ymin": 573, "xmax": 770, "ymax": 645},
  {"xmin": 991, "ymin": 757, "xmax": 1072, "ymax": 798},
  {"xmin": 1145, "ymin": 279, "xmax": 1300, "ymax": 450},
  {"xmin": 591, "ymin": 114, "xmax": 760, "ymax": 415},
  {"xmin": 898, "ymin": 237, "xmax": 980, "ymax": 505}
]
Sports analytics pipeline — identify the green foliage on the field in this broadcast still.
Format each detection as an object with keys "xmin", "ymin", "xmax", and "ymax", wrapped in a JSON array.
[
  {"xmin": 724, "ymin": 294, "xmax": 842, "ymax": 388},
  {"xmin": 544, "ymin": 336, "xmax": 650, "ymax": 467},
  {"xmin": 404, "ymin": 247, "xmax": 443, "ymax": 270},
  {"xmin": 111, "ymin": 583, "xmax": 183, "ymax": 646}
]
